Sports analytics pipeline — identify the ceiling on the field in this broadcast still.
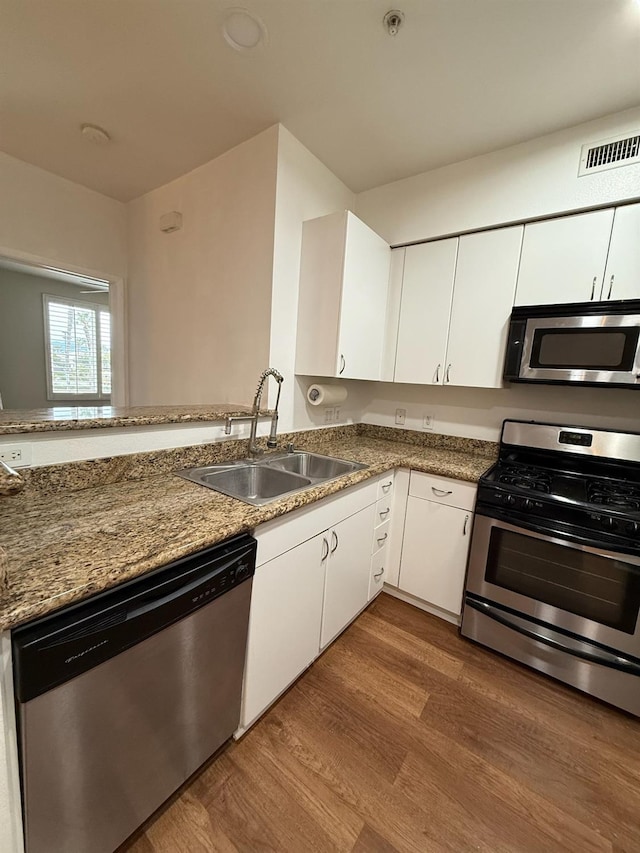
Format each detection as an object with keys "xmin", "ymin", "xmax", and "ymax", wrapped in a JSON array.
[{"xmin": 1, "ymin": 0, "xmax": 639, "ymax": 202}]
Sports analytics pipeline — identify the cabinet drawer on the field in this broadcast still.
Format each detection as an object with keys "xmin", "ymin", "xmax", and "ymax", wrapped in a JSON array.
[
  {"xmin": 369, "ymin": 550, "xmax": 386, "ymax": 600},
  {"xmin": 372, "ymin": 520, "xmax": 390, "ymax": 554},
  {"xmin": 377, "ymin": 475, "xmax": 394, "ymax": 501},
  {"xmin": 409, "ymin": 472, "xmax": 476, "ymax": 511},
  {"xmin": 374, "ymin": 497, "xmax": 392, "ymax": 528}
]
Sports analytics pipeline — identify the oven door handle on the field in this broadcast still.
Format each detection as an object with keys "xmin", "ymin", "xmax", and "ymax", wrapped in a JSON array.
[{"xmin": 465, "ymin": 597, "xmax": 640, "ymax": 676}]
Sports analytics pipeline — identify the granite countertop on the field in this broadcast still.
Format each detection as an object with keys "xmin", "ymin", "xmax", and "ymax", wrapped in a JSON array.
[
  {"xmin": 0, "ymin": 404, "xmax": 270, "ymax": 435},
  {"xmin": 0, "ymin": 428, "xmax": 496, "ymax": 631}
]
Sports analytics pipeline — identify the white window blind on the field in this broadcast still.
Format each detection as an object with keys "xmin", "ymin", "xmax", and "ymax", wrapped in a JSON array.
[{"xmin": 43, "ymin": 295, "xmax": 111, "ymax": 400}]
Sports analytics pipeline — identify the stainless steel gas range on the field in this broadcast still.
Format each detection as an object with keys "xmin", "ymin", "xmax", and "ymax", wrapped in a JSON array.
[{"xmin": 461, "ymin": 420, "xmax": 640, "ymax": 716}]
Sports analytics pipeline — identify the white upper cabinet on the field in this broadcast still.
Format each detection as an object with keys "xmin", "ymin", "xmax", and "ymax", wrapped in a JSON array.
[
  {"xmin": 394, "ymin": 239, "xmax": 458, "ymax": 384},
  {"xmin": 602, "ymin": 203, "xmax": 640, "ymax": 301},
  {"xmin": 445, "ymin": 226, "xmax": 523, "ymax": 388},
  {"xmin": 295, "ymin": 210, "xmax": 391, "ymax": 380},
  {"xmin": 394, "ymin": 228, "xmax": 522, "ymax": 389},
  {"xmin": 514, "ymin": 209, "xmax": 615, "ymax": 305}
]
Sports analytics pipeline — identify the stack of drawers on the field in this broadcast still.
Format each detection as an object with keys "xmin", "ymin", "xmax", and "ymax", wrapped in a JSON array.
[{"xmin": 369, "ymin": 474, "xmax": 394, "ymax": 599}]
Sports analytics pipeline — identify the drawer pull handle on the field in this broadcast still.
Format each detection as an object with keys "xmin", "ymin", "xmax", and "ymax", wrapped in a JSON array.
[
  {"xmin": 379, "ymin": 508, "xmax": 391, "ymax": 518},
  {"xmin": 321, "ymin": 537, "xmax": 329, "ymax": 561},
  {"xmin": 339, "ymin": 354, "xmax": 346, "ymax": 375},
  {"xmin": 590, "ymin": 276, "xmax": 597, "ymax": 300},
  {"xmin": 431, "ymin": 487, "xmax": 453, "ymax": 497},
  {"xmin": 382, "ymin": 482, "xmax": 392, "ymax": 493},
  {"xmin": 331, "ymin": 530, "xmax": 339, "ymax": 554},
  {"xmin": 434, "ymin": 363, "xmax": 441, "ymax": 383},
  {"xmin": 374, "ymin": 568, "xmax": 385, "ymax": 580},
  {"xmin": 607, "ymin": 274, "xmax": 614, "ymax": 300},
  {"xmin": 463, "ymin": 514, "xmax": 469, "ymax": 536},
  {"xmin": 445, "ymin": 363, "xmax": 451, "ymax": 383},
  {"xmin": 377, "ymin": 533, "xmax": 388, "ymax": 546}
]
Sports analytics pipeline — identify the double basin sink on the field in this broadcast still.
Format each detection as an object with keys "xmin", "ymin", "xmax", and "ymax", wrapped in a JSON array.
[{"xmin": 178, "ymin": 450, "xmax": 368, "ymax": 506}]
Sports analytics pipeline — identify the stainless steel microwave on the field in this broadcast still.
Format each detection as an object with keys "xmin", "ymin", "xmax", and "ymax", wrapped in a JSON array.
[{"xmin": 504, "ymin": 300, "xmax": 640, "ymax": 388}]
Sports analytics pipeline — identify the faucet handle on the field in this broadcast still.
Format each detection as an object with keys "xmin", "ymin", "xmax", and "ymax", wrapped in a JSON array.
[{"xmin": 286, "ymin": 442, "xmax": 295, "ymax": 453}]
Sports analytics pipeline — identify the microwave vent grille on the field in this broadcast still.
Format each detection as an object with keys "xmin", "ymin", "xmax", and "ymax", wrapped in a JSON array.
[{"xmin": 579, "ymin": 132, "xmax": 640, "ymax": 176}]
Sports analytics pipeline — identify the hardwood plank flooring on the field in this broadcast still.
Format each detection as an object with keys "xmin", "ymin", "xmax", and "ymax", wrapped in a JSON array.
[{"xmin": 123, "ymin": 593, "xmax": 640, "ymax": 853}]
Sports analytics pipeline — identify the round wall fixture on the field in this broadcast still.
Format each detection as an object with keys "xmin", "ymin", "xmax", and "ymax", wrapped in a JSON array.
[
  {"xmin": 80, "ymin": 123, "xmax": 111, "ymax": 144},
  {"xmin": 383, "ymin": 10, "xmax": 404, "ymax": 36},
  {"xmin": 223, "ymin": 8, "xmax": 267, "ymax": 51}
]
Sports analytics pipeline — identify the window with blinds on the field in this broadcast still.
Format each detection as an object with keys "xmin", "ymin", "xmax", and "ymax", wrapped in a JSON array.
[{"xmin": 43, "ymin": 295, "xmax": 111, "ymax": 400}]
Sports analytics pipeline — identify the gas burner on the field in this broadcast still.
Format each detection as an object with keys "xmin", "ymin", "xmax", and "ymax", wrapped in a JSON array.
[
  {"xmin": 587, "ymin": 479, "xmax": 640, "ymax": 512},
  {"xmin": 496, "ymin": 465, "xmax": 551, "ymax": 494}
]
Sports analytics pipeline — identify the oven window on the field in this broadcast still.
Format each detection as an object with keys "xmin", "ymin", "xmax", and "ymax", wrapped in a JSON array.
[
  {"xmin": 530, "ymin": 327, "xmax": 639, "ymax": 370},
  {"xmin": 486, "ymin": 529, "xmax": 640, "ymax": 633}
]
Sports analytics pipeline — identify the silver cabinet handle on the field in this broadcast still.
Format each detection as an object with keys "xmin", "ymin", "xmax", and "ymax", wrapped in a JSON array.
[
  {"xmin": 432, "ymin": 487, "xmax": 453, "ymax": 497},
  {"xmin": 374, "ymin": 567, "xmax": 385, "ymax": 580},
  {"xmin": 377, "ymin": 533, "xmax": 388, "ymax": 546},
  {"xmin": 445, "ymin": 363, "xmax": 451, "ymax": 383},
  {"xmin": 590, "ymin": 276, "xmax": 597, "ymax": 300},
  {"xmin": 339, "ymin": 354, "xmax": 345, "ymax": 375},
  {"xmin": 381, "ymin": 481, "xmax": 392, "ymax": 493},
  {"xmin": 330, "ymin": 530, "xmax": 339, "ymax": 554},
  {"xmin": 463, "ymin": 514, "xmax": 469, "ymax": 535},
  {"xmin": 434, "ymin": 363, "xmax": 441, "ymax": 383},
  {"xmin": 379, "ymin": 507, "xmax": 391, "ymax": 519},
  {"xmin": 607, "ymin": 274, "xmax": 614, "ymax": 300},
  {"xmin": 321, "ymin": 537, "xmax": 329, "ymax": 561}
]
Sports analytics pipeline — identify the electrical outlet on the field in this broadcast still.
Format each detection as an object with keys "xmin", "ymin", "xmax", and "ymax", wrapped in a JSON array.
[
  {"xmin": 395, "ymin": 408, "xmax": 406, "ymax": 426},
  {"xmin": 0, "ymin": 443, "xmax": 32, "ymax": 467},
  {"xmin": 423, "ymin": 413, "xmax": 434, "ymax": 431},
  {"xmin": 324, "ymin": 407, "xmax": 335, "ymax": 424}
]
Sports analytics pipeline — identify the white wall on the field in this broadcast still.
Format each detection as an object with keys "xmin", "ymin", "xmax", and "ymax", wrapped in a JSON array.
[
  {"xmin": 127, "ymin": 127, "xmax": 279, "ymax": 407},
  {"xmin": 356, "ymin": 107, "xmax": 640, "ymax": 245},
  {"xmin": 0, "ymin": 151, "xmax": 126, "ymax": 279},
  {"xmin": 359, "ymin": 382, "xmax": 640, "ymax": 443},
  {"xmin": 270, "ymin": 126, "xmax": 357, "ymax": 431}
]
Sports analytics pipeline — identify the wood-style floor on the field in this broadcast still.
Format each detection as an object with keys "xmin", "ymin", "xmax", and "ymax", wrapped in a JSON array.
[{"xmin": 123, "ymin": 593, "xmax": 640, "ymax": 853}]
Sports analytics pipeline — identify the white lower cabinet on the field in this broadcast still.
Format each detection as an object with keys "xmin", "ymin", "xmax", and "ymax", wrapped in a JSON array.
[
  {"xmin": 321, "ymin": 503, "xmax": 377, "ymax": 648},
  {"xmin": 398, "ymin": 473, "xmax": 476, "ymax": 618},
  {"xmin": 238, "ymin": 478, "xmax": 379, "ymax": 733},
  {"xmin": 240, "ymin": 533, "xmax": 327, "ymax": 731}
]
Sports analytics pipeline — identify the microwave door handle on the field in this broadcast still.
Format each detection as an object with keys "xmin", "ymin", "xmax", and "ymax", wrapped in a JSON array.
[{"xmin": 465, "ymin": 598, "xmax": 640, "ymax": 676}]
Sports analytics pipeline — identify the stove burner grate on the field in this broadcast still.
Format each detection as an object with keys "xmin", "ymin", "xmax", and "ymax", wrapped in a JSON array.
[
  {"xmin": 587, "ymin": 479, "xmax": 640, "ymax": 512},
  {"xmin": 496, "ymin": 465, "xmax": 552, "ymax": 493}
]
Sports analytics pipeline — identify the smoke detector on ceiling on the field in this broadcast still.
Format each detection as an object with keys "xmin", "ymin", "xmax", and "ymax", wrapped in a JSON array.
[
  {"xmin": 383, "ymin": 10, "xmax": 404, "ymax": 36},
  {"xmin": 80, "ymin": 124, "xmax": 111, "ymax": 145},
  {"xmin": 223, "ymin": 8, "xmax": 268, "ymax": 51}
]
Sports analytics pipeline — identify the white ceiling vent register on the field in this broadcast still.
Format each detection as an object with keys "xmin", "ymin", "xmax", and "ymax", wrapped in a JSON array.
[{"xmin": 578, "ymin": 131, "xmax": 640, "ymax": 177}]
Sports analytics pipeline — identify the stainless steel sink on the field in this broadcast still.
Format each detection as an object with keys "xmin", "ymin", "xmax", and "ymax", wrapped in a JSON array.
[
  {"xmin": 177, "ymin": 451, "xmax": 367, "ymax": 506},
  {"xmin": 263, "ymin": 451, "xmax": 364, "ymax": 480}
]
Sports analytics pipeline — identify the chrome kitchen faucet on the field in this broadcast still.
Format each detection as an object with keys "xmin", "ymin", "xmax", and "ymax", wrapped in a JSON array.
[{"xmin": 224, "ymin": 368, "xmax": 284, "ymax": 458}]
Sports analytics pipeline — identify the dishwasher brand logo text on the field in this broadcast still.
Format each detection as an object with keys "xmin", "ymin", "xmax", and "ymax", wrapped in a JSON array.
[{"xmin": 65, "ymin": 639, "xmax": 109, "ymax": 664}]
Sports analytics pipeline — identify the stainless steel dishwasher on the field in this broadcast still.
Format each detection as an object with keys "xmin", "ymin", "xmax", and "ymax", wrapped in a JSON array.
[{"xmin": 12, "ymin": 533, "xmax": 256, "ymax": 853}]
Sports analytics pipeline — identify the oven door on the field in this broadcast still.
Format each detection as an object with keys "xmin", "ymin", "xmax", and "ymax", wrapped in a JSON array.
[
  {"xmin": 519, "ymin": 313, "xmax": 640, "ymax": 385},
  {"xmin": 465, "ymin": 514, "xmax": 640, "ymax": 658}
]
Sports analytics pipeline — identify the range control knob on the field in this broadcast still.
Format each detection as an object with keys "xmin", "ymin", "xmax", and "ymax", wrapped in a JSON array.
[
  {"xmin": 522, "ymin": 498, "xmax": 534, "ymax": 511},
  {"xmin": 624, "ymin": 520, "xmax": 639, "ymax": 538},
  {"xmin": 504, "ymin": 494, "xmax": 516, "ymax": 506},
  {"xmin": 600, "ymin": 515, "xmax": 617, "ymax": 531}
]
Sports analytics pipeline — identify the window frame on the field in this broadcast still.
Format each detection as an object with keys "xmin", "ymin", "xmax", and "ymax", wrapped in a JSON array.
[{"xmin": 42, "ymin": 293, "xmax": 111, "ymax": 401}]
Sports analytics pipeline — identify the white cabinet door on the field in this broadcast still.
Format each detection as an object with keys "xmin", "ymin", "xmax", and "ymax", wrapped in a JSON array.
[
  {"xmin": 445, "ymin": 226, "xmax": 523, "ymax": 388},
  {"xmin": 394, "ymin": 239, "xmax": 458, "ymax": 384},
  {"xmin": 295, "ymin": 210, "xmax": 390, "ymax": 380},
  {"xmin": 399, "ymin": 497, "xmax": 473, "ymax": 616},
  {"xmin": 321, "ymin": 503, "xmax": 376, "ymax": 648},
  {"xmin": 514, "ymin": 209, "xmax": 614, "ymax": 306},
  {"xmin": 241, "ymin": 533, "xmax": 326, "ymax": 728},
  {"xmin": 338, "ymin": 212, "xmax": 392, "ymax": 380},
  {"xmin": 603, "ymin": 203, "xmax": 640, "ymax": 301}
]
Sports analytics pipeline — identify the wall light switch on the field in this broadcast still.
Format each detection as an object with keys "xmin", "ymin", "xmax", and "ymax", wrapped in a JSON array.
[
  {"xmin": 395, "ymin": 408, "xmax": 406, "ymax": 425},
  {"xmin": 324, "ymin": 407, "xmax": 335, "ymax": 424},
  {"xmin": 423, "ymin": 413, "xmax": 434, "ymax": 430},
  {"xmin": 334, "ymin": 406, "xmax": 341, "ymax": 422}
]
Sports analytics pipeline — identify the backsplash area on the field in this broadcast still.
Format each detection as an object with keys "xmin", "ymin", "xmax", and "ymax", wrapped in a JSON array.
[{"xmin": 357, "ymin": 381, "xmax": 640, "ymax": 442}]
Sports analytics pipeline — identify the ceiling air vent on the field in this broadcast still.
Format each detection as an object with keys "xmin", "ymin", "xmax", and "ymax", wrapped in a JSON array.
[{"xmin": 578, "ymin": 131, "xmax": 640, "ymax": 176}]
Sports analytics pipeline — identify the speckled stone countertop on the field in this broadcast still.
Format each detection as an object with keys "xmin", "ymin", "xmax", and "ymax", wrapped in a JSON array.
[
  {"xmin": 0, "ymin": 425, "xmax": 496, "ymax": 631},
  {"xmin": 0, "ymin": 403, "xmax": 269, "ymax": 435}
]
